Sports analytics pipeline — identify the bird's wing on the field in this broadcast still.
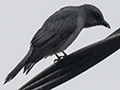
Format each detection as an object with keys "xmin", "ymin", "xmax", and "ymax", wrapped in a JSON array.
[
  {"xmin": 31, "ymin": 7, "xmax": 78, "ymax": 48},
  {"xmin": 22, "ymin": 8, "xmax": 79, "ymax": 74}
]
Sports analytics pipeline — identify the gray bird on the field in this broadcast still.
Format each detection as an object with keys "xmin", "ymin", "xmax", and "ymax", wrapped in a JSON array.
[{"xmin": 4, "ymin": 4, "xmax": 110, "ymax": 84}]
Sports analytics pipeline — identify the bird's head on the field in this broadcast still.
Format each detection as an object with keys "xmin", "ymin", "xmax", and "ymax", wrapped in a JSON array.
[{"xmin": 81, "ymin": 4, "xmax": 110, "ymax": 29}]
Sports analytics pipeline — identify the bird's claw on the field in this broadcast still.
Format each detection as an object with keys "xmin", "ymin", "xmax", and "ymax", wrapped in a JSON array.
[
  {"xmin": 54, "ymin": 56, "xmax": 65, "ymax": 63},
  {"xmin": 54, "ymin": 59, "xmax": 60, "ymax": 63}
]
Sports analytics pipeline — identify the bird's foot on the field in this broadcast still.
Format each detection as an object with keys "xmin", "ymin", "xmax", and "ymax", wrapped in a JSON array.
[
  {"xmin": 54, "ymin": 55, "xmax": 67, "ymax": 63},
  {"xmin": 54, "ymin": 59, "xmax": 60, "ymax": 63},
  {"xmin": 54, "ymin": 51, "xmax": 67, "ymax": 63}
]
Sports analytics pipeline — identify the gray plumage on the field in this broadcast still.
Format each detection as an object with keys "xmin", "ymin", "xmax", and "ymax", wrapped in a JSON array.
[{"xmin": 4, "ymin": 4, "xmax": 110, "ymax": 84}]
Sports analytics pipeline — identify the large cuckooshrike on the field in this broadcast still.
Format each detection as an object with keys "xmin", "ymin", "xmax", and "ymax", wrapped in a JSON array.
[{"xmin": 4, "ymin": 4, "xmax": 110, "ymax": 84}]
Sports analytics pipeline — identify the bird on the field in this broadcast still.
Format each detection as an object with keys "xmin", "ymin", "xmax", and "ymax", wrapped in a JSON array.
[{"xmin": 4, "ymin": 4, "xmax": 110, "ymax": 84}]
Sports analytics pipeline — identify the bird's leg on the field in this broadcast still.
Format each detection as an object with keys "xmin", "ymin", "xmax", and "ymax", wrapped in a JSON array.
[
  {"xmin": 54, "ymin": 54, "xmax": 61, "ymax": 63},
  {"xmin": 55, "ymin": 54, "xmax": 61, "ymax": 59},
  {"xmin": 62, "ymin": 51, "xmax": 67, "ymax": 56}
]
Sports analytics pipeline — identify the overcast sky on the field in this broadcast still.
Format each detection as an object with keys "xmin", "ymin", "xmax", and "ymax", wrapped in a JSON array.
[{"xmin": 1, "ymin": 0, "xmax": 120, "ymax": 90}]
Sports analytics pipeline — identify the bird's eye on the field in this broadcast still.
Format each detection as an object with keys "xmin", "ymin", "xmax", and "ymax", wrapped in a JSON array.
[{"xmin": 95, "ymin": 13, "xmax": 100, "ymax": 18}]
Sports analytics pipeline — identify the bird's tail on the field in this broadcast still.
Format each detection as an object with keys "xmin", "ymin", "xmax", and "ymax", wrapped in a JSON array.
[{"xmin": 4, "ymin": 47, "xmax": 34, "ymax": 84}]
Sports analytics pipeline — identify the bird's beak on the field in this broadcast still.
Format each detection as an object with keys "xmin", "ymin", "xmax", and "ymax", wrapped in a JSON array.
[{"xmin": 102, "ymin": 20, "xmax": 111, "ymax": 29}]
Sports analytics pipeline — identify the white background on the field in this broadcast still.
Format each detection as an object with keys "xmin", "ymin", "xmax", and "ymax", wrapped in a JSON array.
[{"xmin": 1, "ymin": 0, "xmax": 120, "ymax": 90}]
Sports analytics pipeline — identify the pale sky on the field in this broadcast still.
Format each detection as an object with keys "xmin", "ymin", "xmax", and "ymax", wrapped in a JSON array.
[{"xmin": 1, "ymin": 0, "xmax": 120, "ymax": 90}]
